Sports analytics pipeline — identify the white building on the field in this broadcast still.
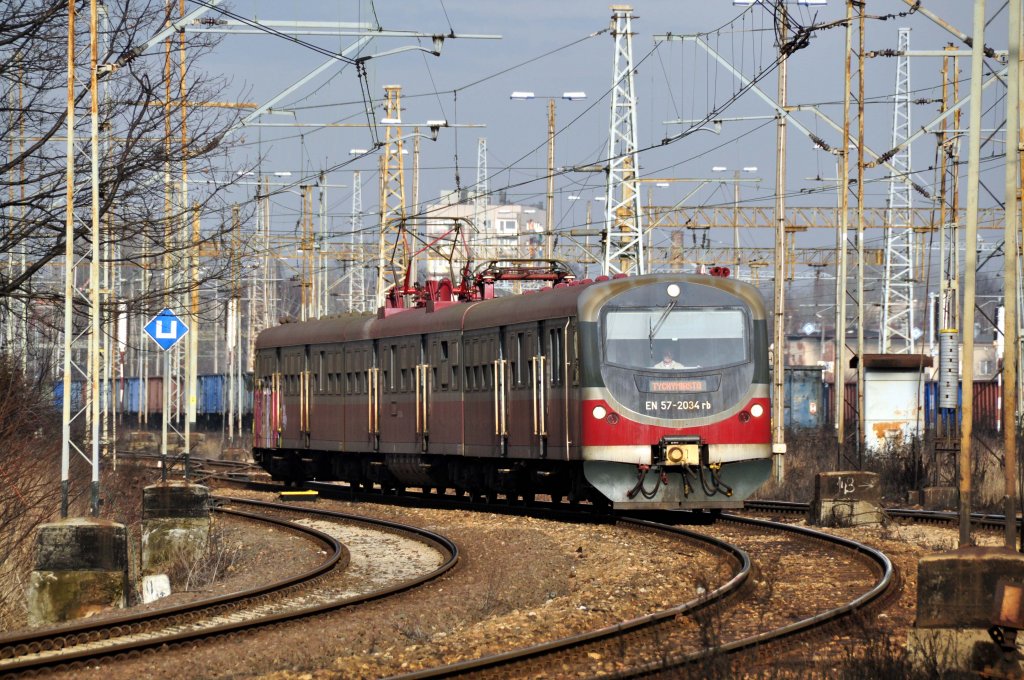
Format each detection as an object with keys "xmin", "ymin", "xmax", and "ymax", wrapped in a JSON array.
[{"xmin": 421, "ymin": 190, "xmax": 546, "ymax": 279}]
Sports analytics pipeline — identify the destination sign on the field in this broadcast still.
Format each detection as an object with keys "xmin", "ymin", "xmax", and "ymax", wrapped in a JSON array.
[
  {"xmin": 649, "ymin": 379, "xmax": 709, "ymax": 393},
  {"xmin": 635, "ymin": 373, "xmax": 720, "ymax": 394}
]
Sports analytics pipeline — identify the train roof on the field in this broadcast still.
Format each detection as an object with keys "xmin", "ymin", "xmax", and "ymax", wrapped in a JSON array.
[
  {"xmin": 254, "ymin": 273, "xmax": 764, "ymax": 350},
  {"xmin": 255, "ymin": 281, "xmax": 591, "ymax": 349}
]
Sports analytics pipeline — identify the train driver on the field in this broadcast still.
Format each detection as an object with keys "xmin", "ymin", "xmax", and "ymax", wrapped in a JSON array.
[{"xmin": 653, "ymin": 350, "xmax": 684, "ymax": 370}]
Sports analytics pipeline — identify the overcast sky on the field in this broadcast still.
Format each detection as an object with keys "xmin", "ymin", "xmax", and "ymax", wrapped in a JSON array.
[{"xmin": 187, "ymin": 1, "xmax": 1002, "ymax": 266}]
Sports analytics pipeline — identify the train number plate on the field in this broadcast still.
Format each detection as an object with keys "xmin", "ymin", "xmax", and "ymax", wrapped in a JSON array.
[{"xmin": 644, "ymin": 399, "xmax": 713, "ymax": 412}]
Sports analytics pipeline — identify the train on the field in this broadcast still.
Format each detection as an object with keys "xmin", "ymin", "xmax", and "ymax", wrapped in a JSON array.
[{"xmin": 250, "ymin": 265, "xmax": 773, "ymax": 510}]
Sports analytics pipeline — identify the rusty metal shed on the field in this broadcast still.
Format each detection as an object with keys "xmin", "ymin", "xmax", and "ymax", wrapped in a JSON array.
[{"xmin": 859, "ymin": 354, "xmax": 933, "ymax": 449}]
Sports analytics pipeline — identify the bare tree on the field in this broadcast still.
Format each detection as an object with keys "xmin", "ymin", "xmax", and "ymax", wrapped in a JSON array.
[
  {"xmin": 0, "ymin": 0, "xmax": 254, "ymax": 374},
  {"xmin": 0, "ymin": 355, "xmax": 63, "ymax": 629}
]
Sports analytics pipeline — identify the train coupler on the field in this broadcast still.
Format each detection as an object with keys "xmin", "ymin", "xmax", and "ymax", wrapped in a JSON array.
[{"xmin": 626, "ymin": 464, "xmax": 668, "ymax": 500}]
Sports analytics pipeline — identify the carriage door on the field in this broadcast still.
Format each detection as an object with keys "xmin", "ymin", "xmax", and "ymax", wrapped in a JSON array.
[
  {"xmin": 254, "ymin": 351, "xmax": 281, "ymax": 449},
  {"xmin": 542, "ymin": 320, "xmax": 569, "ymax": 460},
  {"xmin": 300, "ymin": 346, "xmax": 311, "ymax": 448},
  {"xmin": 368, "ymin": 343, "xmax": 380, "ymax": 450},
  {"xmin": 503, "ymin": 324, "xmax": 541, "ymax": 458},
  {"xmin": 415, "ymin": 338, "xmax": 430, "ymax": 452}
]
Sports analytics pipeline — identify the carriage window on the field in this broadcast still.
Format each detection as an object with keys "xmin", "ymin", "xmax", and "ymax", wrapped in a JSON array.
[
  {"xmin": 450, "ymin": 339, "xmax": 459, "ymax": 390},
  {"xmin": 549, "ymin": 328, "xmax": 563, "ymax": 386},
  {"xmin": 603, "ymin": 307, "xmax": 748, "ymax": 371},
  {"xmin": 514, "ymin": 332, "xmax": 525, "ymax": 386},
  {"xmin": 318, "ymin": 352, "xmax": 325, "ymax": 393}
]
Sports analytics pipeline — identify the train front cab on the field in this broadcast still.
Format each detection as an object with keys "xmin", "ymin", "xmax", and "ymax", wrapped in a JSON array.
[{"xmin": 577, "ymin": 275, "xmax": 773, "ymax": 510}]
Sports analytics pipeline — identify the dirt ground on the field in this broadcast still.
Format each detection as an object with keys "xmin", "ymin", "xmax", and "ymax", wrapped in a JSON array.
[{"xmin": 34, "ymin": 490, "xmax": 1013, "ymax": 679}]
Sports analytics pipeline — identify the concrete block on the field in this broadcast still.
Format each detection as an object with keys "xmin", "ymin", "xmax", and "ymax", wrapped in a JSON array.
[
  {"xmin": 142, "ymin": 481, "xmax": 210, "ymax": 520},
  {"xmin": 813, "ymin": 471, "xmax": 881, "ymax": 502},
  {"xmin": 223, "ymin": 447, "xmax": 249, "ymax": 462},
  {"xmin": 923, "ymin": 486, "xmax": 958, "ymax": 511},
  {"xmin": 810, "ymin": 499, "xmax": 885, "ymax": 527},
  {"xmin": 141, "ymin": 482, "xmax": 211, "ymax": 580},
  {"xmin": 26, "ymin": 518, "xmax": 128, "ymax": 625},
  {"xmin": 141, "ymin": 517, "xmax": 212, "ymax": 578},
  {"xmin": 126, "ymin": 431, "xmax": 157, "ymax": 451},
  {"xmin": 916, "ymin": 547, "xmax": 1024, "ymax": 628},
  {"xmin": 809, "ymin": 471, "xmax": 884, "ymax": 526}
]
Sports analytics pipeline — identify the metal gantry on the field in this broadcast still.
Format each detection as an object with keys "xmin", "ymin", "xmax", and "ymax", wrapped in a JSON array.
[
  {"xmin": 603, "ymin": 5, "xmax": 644, "ymax": 276},
  {"xmin": 376, "ymin": 85, "xmax": 408, "ymax": 309},
  {"xmin": 881, "ymin": 27, "xmax": 916, "ymax": 354}
]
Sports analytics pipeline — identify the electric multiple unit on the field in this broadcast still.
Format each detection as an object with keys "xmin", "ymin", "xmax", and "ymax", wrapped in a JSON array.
[{"xmin": 252, "ymin": 272, "xmax": 772, "ymax": 510}]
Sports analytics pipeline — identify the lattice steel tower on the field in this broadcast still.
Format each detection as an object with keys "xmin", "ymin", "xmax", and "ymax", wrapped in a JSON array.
[
  {"xmin": 881, "ymin": 27, "xmax": 915, "ymax": 353},
  {"xmin": 603, "ymin": 5, "xmax": 644, "ymax": 276},
  {"xmin": 350, "ymin": 170, "xmax": 366, "ymax": 312},
  {"xmin": 377, "ymin": 85, "xmax": 408, "ymax": 308},
  {"xmin": 475, "ymin": 137, "xmax": 488, "ymax": 245}
]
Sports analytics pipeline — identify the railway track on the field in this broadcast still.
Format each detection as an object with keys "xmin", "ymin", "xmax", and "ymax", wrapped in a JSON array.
[
  {"xmin": 744, "ymin": 498, "xmax": 1023, "ymax": 532},
  {"xmin": 0, "ymin": 497, "xmax": 457, "ymax": 676},
  {"xmin": 389, "ymin": 512, "xmax": 893, "ymax": 678}
]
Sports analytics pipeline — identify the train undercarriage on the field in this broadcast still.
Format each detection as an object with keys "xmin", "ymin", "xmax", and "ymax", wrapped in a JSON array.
[
  {"xmin": 252, "ymin": 448, "xmax": 606, "ymax": 506},
  {"xmin": 252, "ymin": 447, "xmax": 770, "ymax": 510}
]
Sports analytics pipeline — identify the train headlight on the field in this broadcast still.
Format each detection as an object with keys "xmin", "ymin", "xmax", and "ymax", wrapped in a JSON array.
[
  {"xmin": 750, "ymin": 404, "xmax": 764, "ymax": 418},
  {"xmin": 666, "ymin": 283, "xmax": 680, "ymax": 298},
  {"xmin": 592, "ymin": 405, "xmax": 607, "ymax": 420}
]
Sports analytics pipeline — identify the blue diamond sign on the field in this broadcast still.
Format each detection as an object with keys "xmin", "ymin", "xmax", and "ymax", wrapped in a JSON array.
[{"xmin": 144, "ymin": 308, "xmax": 189, "ymax": 351}]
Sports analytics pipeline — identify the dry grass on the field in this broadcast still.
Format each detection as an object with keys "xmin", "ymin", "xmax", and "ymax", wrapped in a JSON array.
[
  {"xmin": 757, "ymin": 427, "xmax": 1017, "ymax": 511},
  {"xmin": 0, "ymin": 356, "xmax": 64, "ymax": 630}
]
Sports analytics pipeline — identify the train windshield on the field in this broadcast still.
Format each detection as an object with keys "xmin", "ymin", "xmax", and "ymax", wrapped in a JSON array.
[{"xmin": 603, "ymin": 307, "xmax": 748, "ymax": 371}]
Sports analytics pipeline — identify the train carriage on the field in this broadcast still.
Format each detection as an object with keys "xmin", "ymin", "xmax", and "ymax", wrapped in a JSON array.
[{"xmin": 252, "ymin": 271, "xmax": 772, "ymax": 510}]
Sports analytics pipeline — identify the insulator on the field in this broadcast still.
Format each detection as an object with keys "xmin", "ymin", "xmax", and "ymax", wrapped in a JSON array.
[{"xmin": 938, "ymin": 329, "xmax": 959, "ymax": 409}]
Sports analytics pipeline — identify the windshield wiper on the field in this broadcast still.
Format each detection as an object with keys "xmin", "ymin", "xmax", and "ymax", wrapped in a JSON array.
[{"xmin": 648, "ymin": 300, "xmax": 676, "ymax": 346}]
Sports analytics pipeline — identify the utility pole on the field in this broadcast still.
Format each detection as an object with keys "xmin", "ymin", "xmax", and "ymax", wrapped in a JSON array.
[
  {"xmin": 546, "ymin": 98, "xmax": 555, "ymax": 260},
  {"xmin": 834, "ymin": 0, "xmax": 854, "ymax": 455},
  {"xmin": 1002, "ymin": 0, "xmax": 1020, "ymax": 551},
  {"xmin": 227, "ymin": 205, "xmax": 241, "ymax": 445},
  {"xmin": 299, "ymin": 185, "xmax": 313, "ymax": 321},
  {"xmin": 411, "ymin": 129, "xmax": 421, "ymax": 286},
  {"xmin": 936, "ymin": 45, "xmax": 962, "ymax": 495},
  {"xmin": 855, "ymin": 3, "xmax": 867, "ymax": 456},
  {"xmin": 960, "ymin": 0, "xmax": 986, "ymax": 549},
  {"xmin": 318, "ymin": 172, "xmax": 328, "ymax": 318},
  {"xmin": 772, "ymin": 0, "xmax": 788, "ymax": 483},
  {"xmin": 604, "ymin": 5, "xmax": 644, "ymax": 276},
  {"xmin": 60, "ymin": 0, "xmax": 77, "ymax": 517}
]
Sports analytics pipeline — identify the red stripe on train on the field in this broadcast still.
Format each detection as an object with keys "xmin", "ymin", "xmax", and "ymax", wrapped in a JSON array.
[{"xmin": 581, "ymin": 398, "xmax": 771, "ymax": 446}]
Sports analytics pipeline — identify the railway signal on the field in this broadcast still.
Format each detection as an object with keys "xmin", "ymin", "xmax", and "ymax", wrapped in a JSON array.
[
  {"xmin": 144, "ymin": 308, "xmax": 189, "ymax": 351},
  {"xmin": 144, "ymin": 308, "xmax": 189, "ymax": 480}
]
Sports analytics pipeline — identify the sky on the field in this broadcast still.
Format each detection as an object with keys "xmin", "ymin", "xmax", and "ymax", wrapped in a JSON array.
[{"xmin": 181, "ymin": 1, "xmax": 1004, "ymax": 287}]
